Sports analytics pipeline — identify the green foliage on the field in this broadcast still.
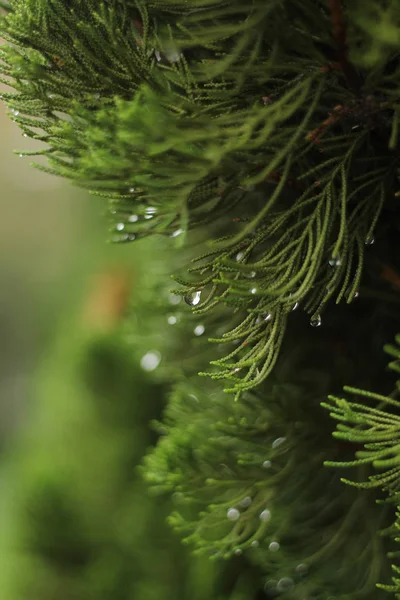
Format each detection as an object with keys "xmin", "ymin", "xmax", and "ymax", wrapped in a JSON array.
[
  {"xmin": 0, "ymin": 322, "xmax": 256, "ymax": 600},
  {"xmin": 1, "ymin": 1, "xmax": 400, "ymax": 599},
  {"xmin": 142, "ymin": 290, "xmax": 400, "ymax": 598},
  {"xmin": 323, "ymin": 336, "xmax": 400, "ymax": 596},
  {"xmin": 0, "ymin": 0, "xmax": 398, "ymax": 397}
]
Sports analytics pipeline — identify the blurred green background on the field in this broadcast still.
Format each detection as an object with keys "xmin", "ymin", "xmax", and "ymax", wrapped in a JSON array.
[
  {"xmin": 0, "ymin": 92, "xmax": 257, "ymax": 600},
  {"xmin": 0, "ymin": 96, "xmax": 109, "ymax": 445}
]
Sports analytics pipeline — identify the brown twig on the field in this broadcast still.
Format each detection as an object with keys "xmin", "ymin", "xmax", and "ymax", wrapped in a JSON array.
[{"xmin": 328, "ymin": 0, "xmax": 362, "ymax": 94}]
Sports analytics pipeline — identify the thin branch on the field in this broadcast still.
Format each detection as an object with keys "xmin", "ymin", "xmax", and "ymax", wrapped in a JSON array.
[{"xmin": 328, "ymin": 0, "xmax": 362, "ymax": 95}]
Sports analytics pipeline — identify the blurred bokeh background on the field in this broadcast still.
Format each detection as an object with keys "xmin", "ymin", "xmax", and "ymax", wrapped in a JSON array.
[
  {"xmin": 0, "ymin": 94, "xmax": 110, "ymax": 445},
  {"xmin": 0, "ymin": 87, "xmax": 257, "ymax": 600}
]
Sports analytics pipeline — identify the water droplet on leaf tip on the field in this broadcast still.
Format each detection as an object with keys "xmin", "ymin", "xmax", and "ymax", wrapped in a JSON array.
[
  {"xmin": 128, "ymin": 214, "xmax": 138, "ymax": 222},
  {"xmin": 272, "ymin": 437, "xmax": 286, "ymax": 449},
  {"xmin": 23, "ymin": 133, "xmax": 27, "ymax": 138},
  {"xmin": 277, "ymin": 577, "xmax": 294, "ymax": 593},
  {"xmin": 262, "ymin": 460, "xmax": 271, "ymax": 468},
  {"xmin": 251, "ymin": 540, "xmax": 259, "ymax": 548},
  {"xmin": 19, "ymin": 153, "xmax": 23, "ymax": 158},
  {"xmin": 227, "ymin": 508, "xmax": 240, "ymax": 521},
  {"xmin": 264, "ymin": 313, "xmax": 272, "ymax": 321},
  {"xmin": 167, "ymin": 315, "xmax": 177, "ymax": 325},
  {"xmin": 194, "ymin": 324, "xmax": 205, "ymax": 336},
  {"xmin": 171, "ymin": 228, "xmax": 183, "ymax": 238},
  {"xmin": 140, "ymin": 351, "xmax": 161, "ymax": 372},
  {"xmin": 184, "ymin": 290, "xmax": 201, "ymax": 307},
  {"xmin": 269, "ymin": 541, "xmax": 280, "ymax": 552},
  {"xmin": 259, "ymin": 509, "xmax": 271, "ymax": 522},
  {"xmin": 292, "ymin": 301, "xmax": 299, "ymax": 311},
  {"xmin": 155, "ymin": 49, "xmax": 162, "ymax": 62},
  {"xmin": 310, "ymin": 314, "xmax": 322, "ymax": 327},
  {"xmin": 116, "ymin": 223, "xmax": 125, "ymax": 231},
  {"xmin": 365, "ymin": 236, "xmax": 374, "ymax": 245},
  {"xmin": 328, "ymin": 256, "xmax": 342, "ymax": 267},
  {"xmin": 234, "ymin": 548, "xmax": 242, "ymax": 556},
  {"xmin": 251, "ymin": 287, "xmax": 257, "ymax": 295}
]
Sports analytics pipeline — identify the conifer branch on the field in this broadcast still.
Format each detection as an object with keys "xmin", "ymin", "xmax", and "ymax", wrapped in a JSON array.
[{"xmin": 328, "ymin": 0, "xmax": 362, "ymax": 94}]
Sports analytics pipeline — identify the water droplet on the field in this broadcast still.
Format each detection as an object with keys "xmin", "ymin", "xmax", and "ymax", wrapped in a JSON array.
[
  {"xmin": 269, "ymin": 541, "xmax": 280, "ymax": 552},
  {"xmin": 272, "ymin": 437, "xmax": 286, "ymax": 449},
  {"xmin": 236, "ymin": 251, "xmax": 245, "ymax": 261},
  {"xmin": 310, "ymin": 314, "xmax": 322, "ymax": 327},
  {"xmin": 155, "ymin": 49, "xmax": 162, "ymax": 62},
  {"xmin": 251, "ymin": 287, "xmax": 257, "ymax": 295},
  {"xmin": 169, "ymin": 293, "xmax": 181, "ymax": 305},
  {"xmin": 19, "ymin": 153, "xmax": 23, "ymax": 158},
  {"xmin": 264, "ymin": 580, "xmax": 278, "ymax": 597},
  {"xmin": 167, "ymin": 315, "xmax": 177, "ymax": 325},
  {"xmin": 328, "ymin": 256, "xmax": 342, "ymax": 267},
  {"xmin": 189, "ymin": 394, "xmax": 199, "ymax": 402},
  {"xmin": 171, "ymin": 228, "xmax": 183, "ymax": 238},
  {"xmin": 128, "ymin": 234, "xmax": 136, "ymax": 241},
  {"xmin": 295, "ymin": 563, "xmax": 308, "ymax": 576},
  {"xmin": 352, "ymin": 290, "xmax": 359, "ymax": 299},
  {"xmin": 233, "ymin": 367, "xmax": 241, "ymax": 374},
  {"xmin": 292, "ymin": 301, "xmax": 299, "ymax": 311},
  {"xmin": 140, "ymin": 351, "xmax": 161, "ymax": 372},
  {"xmin": 251, "ymin": 540, "xmax": 259, "ymax": 548},
  {"xmin": 262, "ymin": 460, "xmax": 272, "ymax": 469},
  {"xmin": 234, "ymin": 548, "xmax": 242, "ymax": 556},
  {"xmin": 128, "ymin": 214, "xmax": 138, "ymax": 222},
  {"xmin": 194, "ymin": 324, "xmax": 205, "ymax": 336},
  {"xmin": 246, "ymin": 271, "xmax": 256, "ymax": 278},
  {"xmin": 144, "ymin": 214, "xmax": 154, "ymax": 220},
  {"xmin": 365, "ymin": 236, "xmax": 375, "ymax": 245},
  {"xmin": 129, "ymin": 187, "xmax": 135, "ymax": 193},
  {"xmin": 227, "ymin": 508, "xmax": 240, "ymax": 521},
  {"xmin": 277, "ymin": 578, "xmax": 294, "ymax": 593},
  {"xmin": 12, "ymin": 109, "xmax": 19, "ymax": 116},
  {"xmin": 184, "ymin": 290, "xmax": 201, "ymax": 307},
  {"xmin": 239, "ymin": 496, "xmax": 252, "ymax": 508},
  {"xmin": 165, "ymin": 48, "xmax": 181, "ymax": 63},
  {"xmin": 116, "ymin": 223, "xmax": 125, "ymax": 231},
  {"xmin": 145, "ymin": 206, "xmax": 157, "ymax": 214},
  {"xmin": 259, "ymin": 509, "xmax": 271, "ymax": 522},
  {"xmin": 264, "ymin": 313, "xmax": 272, "ymax": 322},
  {"xmin": 23, "ymin": 133, "xmax": 27, "ymax": 138}
]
